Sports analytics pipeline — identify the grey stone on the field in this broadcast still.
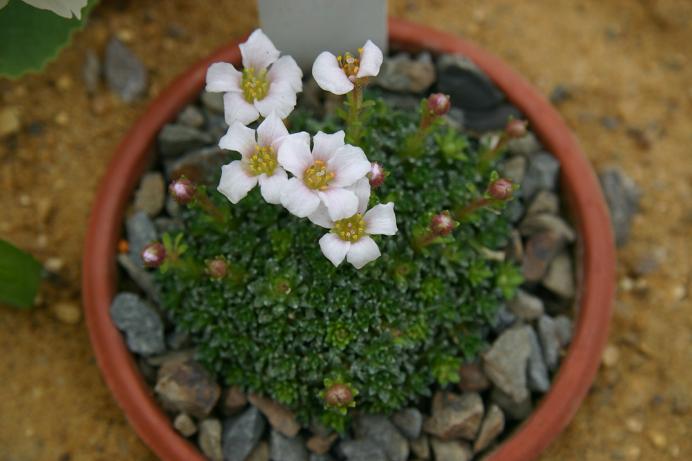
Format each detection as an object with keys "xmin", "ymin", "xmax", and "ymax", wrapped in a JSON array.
[
  {"xmin": 429, "ymin": 438, "xmax": 472, "ymax": 461},
  {"xmin": 104, "ymin": 37, "xmax": 147, "ymax": 102},
  {"xmin": 82, "ymin": 49, "xmax": 101, "ymax": 94},
  {"xmin": 554, "ymin": 315, "xmax": 573, "ymax": 347},
  {"xmin": 457, "ymin": 362, "xmax": 490, "ymax": 392},
  {"xmin": 379, "ymin": 91, "xmax": 421, "ymax": 112},
  {"xmin": 201, "ymin": 91, "xmax": 225, "ymax": 113},
  {"xmin": 354, "ymin": 414, "xmax": 409, "ymax": 461},
  {"xmin": 110, "ymin": 292, "xmax": 165, "ymax": 355},
  {"xmin": 134, "ymin": 172, "xmax": 165, "ymax": 217},
  {"xmin": 526, "ymin": 190, "xmax": 559, "ymax": 216},
  {"xmin": 391, "ymin": 408, "xmax": 423, "ymax": 440},
  {"xmin": 542, "ymin": 251, "xmax": 576, "ymax": 299},
  {"xmin": 165, "ymin": 195, "xmax": 181, "ymax": 217},
  {"xmin": 521, "ymin": 231, "xmax": 566, "ymax": 282},
  {"xmin": 423, "ymin": 391, "xmax": 484, "ymax": 441},
  {"xmin": 519, "ymin": 213, "xmax": 576, "ymax": 243},
  {"xmin": 490, "ymin": 387, "xmax": 532, "ymax": 420},
  {"xmin": 165, "ymin": 146, "xmax": 233, "ymax": 185},
  {"xmin": 222, "ymin": 406, "xmax": 266, "ymax": 461},
  {"xmin": 270, "ymin": 430, "xmax": 308, "ymax": 461},
  {"xmin": 155, "ymin": 358, "xmax": 221, "ymax": 418},
  {"xmin": 537, "ymin": 315, "xmax": 561, "ymax": 370},
  {"xmin": 376, "ymin": 52, "xmax": 435, "ymax": 93},
  {"xmin": 505, "ymin": 198, "xmax": 525, "ymax": 223},
  {"xmin": 410, "ymin": 434, "xmax": 430, "ymax": 460},
  {"xmin": 445, "ymin": 107, "xmax": 465, "ymax": 129},
  {"xmin": 464, "ymin": 104, "xmax": 523, "ymax": 132},
  {"xmin": 126, "ymin": 211, "xmax": 157, "ymax": 266},
  {"xmin": 549, "ymin": 84, "xmax": 572, "ymax": 104},
  {"xmin": 507, "ymin": 132, "xmax": 541, "ymax": 156},
  {"xmin": 499, "ymin": 155, "xmax": 526, "ymax": 184},
  {"xmin": 508, "ymin": 289, "xmax": 545, "ymax": 320},
  {"xmin": 154, "ymin": 217, "xmax": 182, "ymax": 235},
  {"xmin": 309, "ymin": 455, "xmax": 334, "ymax": 461},
  {"xmin": 482, "ymin": 326, "xmax": 531, "ymax": 402},
  {"xmin": 158, "ymin": 123, "xmax": 213, "ymax": 157},
  {"xmin": 437, "ymin": 54, "xmax": 504, "ymax": 111},
  {"xmin": 177, "ymin": 105, "xmax": 205, "ymax": 128},
  {"xmin": 473, "ymin": 405, "xmax": 505, "ymax": 453},
  {"xmin": 173, "ymin": 412, "xmax": 197, "ymax": 437},
  {"xmin": 491, "ymin": 304, "xmax": 517, "ymax": 334},
  {"xmin": 199, "ymin": 419, "xmax": 223, "ymax": 461},
  {"xmin": 598, "ymin": 167, "xmax": 640, "ymax": 246},
  {"xmin": 521, "ymin": 152, "xmax": 560, "ymax": 199},
  {"xmin": 337, "ymin": 439, "xmax": 387, "ymax": 461},
  {"xmin": 206, "ymin": 112, "xmax": 230, "ymax": 140},
  {"xmin": 117, "ymin": 254, "xmax": 159, "ymax": 302},
  {"xmin": 527, "ymin": 327, "xmax": 550, "ymax": 393}
]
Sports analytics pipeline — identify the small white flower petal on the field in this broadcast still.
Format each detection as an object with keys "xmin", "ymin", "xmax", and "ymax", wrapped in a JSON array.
[
  {"xmin": 318, "ymin": 188, "xmax": 359, "ymax": 221},
  {"xmin": 277, "ymin": 131, "xmax": 310, "ymax": 151},
  {"xmin": 205, "ymin": 62, "xmax": 242, "ymax": 93},
  {"xmin": 223, "ymin": 92, "xmax": 260, "ymax": 125},
  {"xmin": 319, "ymin": 233, "xmax": 351, "ymax": 267},
  {"xmin": 357, "ymin": 40, "xmax": 383, "ymax": 78},
  {"xmin": 277, "ymin": 137, "xmax": 313, "ymax": 178},
  {"xmin": 217, "ymin": 161, "xmax": 258, "ymax": 204},
  {"xmin": 346, "ymin": 236, "xmax": 381, "ymax": 269},
  {"xmin": 22, "ymin": 0, "xmax": 87, "ymax": 19},
  {"xmin": 281, "ymin": 177, "xmax": 321, "ymax": 217},
  {"xmin": 258, "ymin": 168, "xmax": 288, "ymax": 204},
  {"xmin": 350, "ymin": 177, "xmax": 372, "ymax": 214},
  {"xmin": 312, "ymin": 51, "xmax": 354, "ymax": 95},
  {"xmin": 328, "ymin": 145, "xmax": 371, "ymax": 187},
  {"xmin": 219, "ymin": 122, "xmax": 257, "ymax": 158},
  {"xmin": 312, "ymin": 130, "xmax": 345, "ymax": 163},
  {"xmin": 239, "ymin": 29, "xmax": 280, "ymax": 70},
  {"xmin": 257, "ymin": 112, "xmax": 288, "ymax": 148},
  {"xmin": 308, "ymin": 205, "xmax": 334, "ymax": 229},
  {"xmin": 364, "ymin": 203, "xmax": 397, "ymax": 235},
  {"xmin": 268, "ymin": 55, "xmax": 303, "ymax": 93},
  {"xmin": 254, "ymin": 80, "xmax": 297, "ymax": 119}
]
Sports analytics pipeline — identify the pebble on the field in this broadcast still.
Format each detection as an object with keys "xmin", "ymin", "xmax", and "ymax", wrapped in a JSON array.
[
  {"xmin": 198, "ymin": 419, "xmax": 223, "ymax": 461},
  {"xmin": 429, "ymin": 438, "xmax": 472, "ymax": 461},
  {"xmin": 542, "ymin": 251, "xmax": 576, "ymax": 299},
  {"xmin": 602, "ymin": 344, "xmax": 620, "ymax": 367},
  {"xmin": 82, "ymin": 49, "xmax": 101, "ymax": 94},
  {"xmin": 499, "ymin": 155, "xmax": 526, "ymax": 184},
  {"xmin": 158, "ymin": 123, "xmax": 213, "ymax": 157},
  {"xmin": 598, "ymin": 167, "xmax": 640, "ymax": 247},
  {"xmin": 354, "ymin": 414, "xmax": 409, "ymax": 461},
  {"xmin": 309, "ymin": 455, "xmax": 333, "ymax": 461},
  {"xmin": 248, "ymin": 393, "xmax": 300, "ymax": 438},
  {"xmin": 537, "ymin": 315, "xmax": 562, "ymax": 371},
  {"xmin": 473, "ymin": 405, "xmax": 505, "ymax": 453},
  {"xmin": 521, "ymin": 152, "xmax": 560, "ymax": 199},
  {"xmin": 0, "ymin": 107, "xmax": 21, "ymax": 138},
  {"xmin": 526, "ymin": 190, "xmax": 559, "ymax": 216},
  {"xmin": 549, "ymin": 84, "xmax": 572, "ymax": 104},
  {"xmin": 306, "ymin": 432, "xmax": 337, "ymax": 454},
  {"xmin": 104, "ymin": 37, "xmax": 148, "ymax": 102},
  {"xmin": 521, "ymin": 231, "xmax": 566, "ymax": 282},
  {"xmin": 391, "ymin": 408, "xmax": 423, "ymax": 440},
  {"xmin": 117, "ymin": 253, "xmax": 159, "ymax": 302},
  {"xmin": 125, "ymin": 211, "xmax": 158, "ymax": 266},
  {"xmin": 482, "ymin": 326, "xmax": 532, "ymax": 402},
  {"xmin": 201, "ymin": 91, "xmax": 225, "ymax": 113},
  {"xmin": 44, "ymin": 257, "xmax": 65, "ymax": 273},
  {"xmin": 270, "ymin": 431, "xmax": 308, "ymax": 461},
  {"xmin": 490, "ymin": 387, "xmax": 532, "ymax": 420},
  {"xmin": 50, "ymin": 301, "xmax": 82, "ymax": 324},
  {"xmin": 155, "ymin": 358, "xmax": 221, "ymax": 418},
  {"xmin": 376, "ymin": 52, "xmax": 436, "ymax": 93},
  {"xmin": 527, "ymin": 326, "xmax": 550, "ymax": 392},
  {"xmin": 222, "ymin": 406, "xmax": 266, "ymax": 461},
  {"xmin": 491, "ymin": 304, "xmax": 517, "ymax": 334},
  {"xmin": 54, "ymin": 111, "xmax": 69, "ymax": 126},
  {"xmin": 554, "ymin": 315, "xmax": 573, "ymax": 346},
  {"xmin": 223, "ymin": 386, "xmax": 248, "ymax": 416},
  {"xmin": 247, "ymin": 440, "xmax": 270, "ymax": 461},
  {"xmin": 134, "ymin": 172, "xmax": 165, "ymax": 217},
  {"xmin": 648, "ymin": 430, "xmax": 666, "ymax": 449},
  {"xmin": 423, "ymin": 391, "xmax": 484, "ymax": 441},
  {"xmin": 520, "ymin": 213, "xmax": 576, "ymax": 243},
  {"xmin": 56, "ymin": 74, "xmax": 73, "ymax": 92},
  {"xmin": 457, "ymin": 362, "xmax": 490, "ymax": 392},
  {"xmin": 165, "ymin": 146, "xmax": 233, "ymax": 185},
  {"xmin": 508, "ymin": 289, "xmax": 545, "ymax": 320},
  {"xmin": 625, "ymin": 417, "xmax": 643, "ymax": 433},
  {"xmin": 337, "ymin": 439, "xmax": 387, "ymax": 461},
  {"xmin": 173, "ymin": 413, "xmax": 197, "ymax": 437},
  {"xmin": 177, "ymin": 105, "xmax": 206, "ymax": 128},
  {"xmin": 464, "ymin": 104, "xmax": 523, "ymax": 132},
  {"xmin": 507, "ymin": 132, "xmax": 541, "ymax": 156},
  {"xmin": 437, "ymin": 54, "xmax": 504, "ymax": 111},
  {"xmin": 110, "ymin": 292, "xmax": 165, "ymax": 355},
  {"xmin": 410, "ymin": 434, "xmax": 430, "ymax": 460}
]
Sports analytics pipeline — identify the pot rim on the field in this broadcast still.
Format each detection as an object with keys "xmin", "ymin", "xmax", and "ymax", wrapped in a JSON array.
[{"xmin": 82, "ymin": 18, "xmax": 615, "ymax": 461}]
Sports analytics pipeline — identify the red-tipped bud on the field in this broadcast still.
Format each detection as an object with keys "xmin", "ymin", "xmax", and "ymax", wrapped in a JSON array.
[
  {"xmin": 206, "ymin": 258, "xmax": 228, "ymax": 279},
  {"xmin": 324, "ymin": 383, "xmax": 354, "ymax": 407},
  {"xmin": 488, "ymin": 178, "xmax": 514, "ymax": 200},
  {"xmin": 427, "ymin": 93, "xmax": 451, "ymax": 116},
  {"xmin": 169, "ymin": 177, "xmax": 196, "ymax": 204},
  {"xmin": 431, "ymin": 211, "xmax": 456, "ymax": 236},
  {"xmin": 369, "ymin": 162, "xmax": 386, "ymax": 188},
  {"xmin": 141, "ymin": 242, "xmax": 166, "ymax": 268},
  {"xmin": 505, "ymin": 119, "xmax": 528, "ymax": 139}
]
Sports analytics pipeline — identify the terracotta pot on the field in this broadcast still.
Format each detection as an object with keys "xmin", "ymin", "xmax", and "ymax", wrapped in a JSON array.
[{"xmin": 83, "ymin": 18, "xmax": 616, "ymax": 461}]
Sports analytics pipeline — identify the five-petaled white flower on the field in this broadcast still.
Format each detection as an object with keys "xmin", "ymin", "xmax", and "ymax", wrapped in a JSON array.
[
  {"xmin": 312, "ymin": 40, "xmax": 383, "ymax": 95},
  {"xmin": 278, "ymin": 130, "xmax": 371, "ymax": 221},
  {"xmin": 0, "ymin": 0, "xmax": 87, "ymax": 19},
  {"xmin": 309, "ymin": 178, "xmax": 397, "ymax": 269},
  {"xmin": 205, "ymin": 29, "xmax": 302, "ymax": 125},
  {"xmin": 217, "ymin": 113, "xmax": 307, "ymax": 205}
]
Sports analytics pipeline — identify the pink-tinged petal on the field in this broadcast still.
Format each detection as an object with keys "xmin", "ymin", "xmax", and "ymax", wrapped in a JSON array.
[
  {"xmin": 308, "ymin": 205, "xmax": 334, "ymax": 229},
  {"xmin": 327, "ymin": 145, "xmax": 371, "ymax": 187},
  {"xmin": 357, "ymin": 40, "xmax": 383, "ymax": 78},
  {"xmin": 239, "ymin": 29, "xmax": 280, "ymax": 70},
  {"xmin": 312, "ymin": 130, "xmax": 345, "ymax": 162},
  {"xmin": 268, "ymin": 55, "xmax": 303, "ymax": 93},
  {"xmin": 274, "ymin": 131, "xmax": 309, "ymax": 152},
  {"xmin": 223, "ymin": 92, "xmax": 260, "ymax": 125},
  {"xmin": 217, "ymin": 161, "xmax": 258, "ymax": 204},
  {"xmin": 277, "ymin": 137, "xmax": 313, "ymax": 178},
  {"xmin": 346, "ymin": 236, "xmax": 381, "ymax": 269},
  {"xmin": 254, "ymin": 80, "xmax": 297, "ymax": 119},
  {"xmin": 257, "ymin": 112, "xmax": 288, "ymax": 147},
  {"xmin": 318, "ymin": 188, "xmax": 359, "ymax": 221},
  {"xmin": 205, "ymin": 62, "xmax": 242, "ymax": 93},
  {"xmin": 364, "ymin": 203, "xmax": 397, "ymax": 236},
  {"xmin": 350, "ymin": 177, "xmax": 372, "ymax": 214},
  {"xmin": 219, "ymin": 122, "xmax": 257, "ymax": 158},
  {"xmin": 258, "ymin": 167, "xmax": 288, "ymax": 204},
  {"xmin": 281, "ymin": 177, "xmax": 321, "ymax": 217},
  {"xmin": 319, "ymin": 233, "xmax": 350, "ymax": 267},
  {"xmin": 312, "ymin": 51, "xmax": 354, "ymax": 95}
]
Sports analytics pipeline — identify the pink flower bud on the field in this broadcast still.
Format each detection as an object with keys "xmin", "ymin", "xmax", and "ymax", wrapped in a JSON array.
[
  {"xmin": 369, "ymin": 162, "xmax": 386, "ymax": 188},
  {"xmin": 505, "ymin": 119, "xmax": 528, "ymax": 139},
  {"xmin": 207, "ymin": 258, "xmax": 228, "ymax": 279},
  {"xmin": 324, "ymin": 383, "xmax": 354, "ymax": 407},
  {"xmin": 169, "ymin": 177, "xmax": 196, "ymax": 204},
  {"xmin": 488, "ymin": 178, "xmax": 514, "ymax": 200},
  {"xmin": 431, "ymin": 211, "xmax": 456, "ymax": 236},
  {"xmin": 141, "ymin": 242, "xmax": 166, "ymax": 268},
  {"xmin": 427, "ymin": 93, "xmax": 451, "ymax": 116}
]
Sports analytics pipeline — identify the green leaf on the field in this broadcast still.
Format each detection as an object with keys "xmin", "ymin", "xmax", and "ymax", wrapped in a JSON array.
[
  {"xmin": 0, "ymin": 239, "xmax": 42, "ymax": 308},
  {"xmin": 0, "ymin": 0, "xmax": 98, "ymax": 78}
]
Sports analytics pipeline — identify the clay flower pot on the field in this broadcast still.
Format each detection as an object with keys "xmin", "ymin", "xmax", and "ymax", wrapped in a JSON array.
[{"xmin": 83, "ymin": 18, "xmax": 616, "ymax": 461}]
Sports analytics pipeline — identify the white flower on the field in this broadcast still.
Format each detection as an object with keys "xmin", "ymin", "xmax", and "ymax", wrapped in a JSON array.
[
  {"xmin": 217, "ymin": 113, "xmax": 307, "ymax": 205},
  {"xmin": 3, "ymin": 0, "xmax": 87, "ymax": 18},
  {"xmin": 205, "ymin": 29, "xmax": 302, "ymax": 125},
  {"xmin": 277, "ymin": 130, "xmax": 371, "ymax": 221},
  {"xmin": 309, "ymin": 178, "xmax": 397, "ymax": 269},
  {"xmin": 311, "ymin": 40, "xmax": 383, "ymax": 95}
]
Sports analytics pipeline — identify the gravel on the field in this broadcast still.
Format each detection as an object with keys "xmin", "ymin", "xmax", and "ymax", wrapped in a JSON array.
[
  {"xmin": 104, "ymin": 37, "xmax": 147, "ymax": 102},
  {"xmin": 110, "ymin": 292, "xmax": 165, "ymax": 355},
  {"xmin": 598, "ymin": 166, "xmax": 640, "ymax": 246},
  {"xmin": 222, "ymin": 406, "xmax": 266, "ymax": 461},
  {"xmin": 482, "ymin": 326, "xmax": 532, "ymax": 402}
]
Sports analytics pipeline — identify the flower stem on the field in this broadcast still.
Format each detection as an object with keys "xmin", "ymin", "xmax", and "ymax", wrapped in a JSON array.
[
  {"xmin": 195, "ymin": 189, "xmax": 226, "ymax": 223},
  {"xmin": 478, "ymin": 135, "xmax": 509, "ymax": 171},
  {"xmin": 345, "ymin": 83, "xmax": 364, "ymax": 144},
  {"xmin": 453, "ymin": 197, "xmax": 493, "ymax": 221}
]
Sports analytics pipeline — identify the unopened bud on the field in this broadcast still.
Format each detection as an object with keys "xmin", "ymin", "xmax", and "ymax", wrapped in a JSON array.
[
  {"xmin": 427, "ymin": 93, "xmax": 451, "ymax": 116},
  {"xmin": 505, "ymin": 119, "xmax": 528, "ymax": 139},
  {"xmin": 488, "ymin": 178, "xmax": 514, "ymax": 200},
  {"xmin": 324, "ymin": 383, "xmax": 354, "ymax": 408},
  {"xmin": 169, "ymin": 177, "xmax": 196, "ymax": 204},
  {"xmin": 206, "ymin": 258, "xmax": 228, "ymax": 279},
  {"xmin": 369, "ymin": 162, "xmax": 386, "ymax": 188},
  {"xmin": 431, "ymin": 211, "xmax": 456, "ymax": 236},
  {"xmin": 141, "ymin": 242, "xmax": 166, "ymax": 268}
]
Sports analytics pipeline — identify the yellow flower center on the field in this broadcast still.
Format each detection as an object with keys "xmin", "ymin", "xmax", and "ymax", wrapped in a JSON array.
[
  {"xmin": 248, "ymin": 145, "xmax": 277, "ymax": 176},
  {"xmin": 336, "ymin": 49, "xmax": 363, "ymax": 81},
  {"xmin": 241, "ymin": 67, "xmax": 269, "ymax": 102},
  {"xmin": 303, "ymin": 160, "xmax": 335, "ymax": 190},
  {"xmin": 334, "ymin": 214, "xmax": 366, "ymax": 242}
]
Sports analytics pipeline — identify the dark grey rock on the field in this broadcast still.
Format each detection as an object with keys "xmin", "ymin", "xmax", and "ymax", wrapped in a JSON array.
[
  {"xmin": 526, "ymin": 190, "xmax": 559, "ymax": 216},
  {"xmin": 505, "ymin": 199, "xmax": 525, "ymax": 223},
  {"xmin": 379, "ymin": 91, "xmax": 421, "ymax": 112},
  {"xmin": 126, "ymin": 211, "xmax": 157, "ymax": 266},
  {"xmin": 134, "ymin": 172, "xmax": 165, "ymax": 217},
  {"xmin": 549, "ymin": 84, "xmax": 572, "ymax": 104},
  {"xmin": 201, "ymin": 91, "xmax": 225, "ymax": 114},
  {"xmin": 166, "ymin": 327, "xmax": 191, "ymax": 350},
  {"xmin": 521, "ymin": 230, "xmax": 566, "ymax": 282},
  {"xmin": 464, "ymin": 104, "xmax": 523, "ymax": 132},
  {"xmin": 165, "ymin": 195, "xmax": 181, "ymax": 217},
  {"xmin": 270, "ymin": 430, "xmax": 308, "ymax": 461},
  {"xmin": 206, "ymin": 113, "xmax": 230, "ymax": 140},
  {"xmin": 222, "ymin": 406, "xmax": 266, "ymax": 461},
  {"xmin": 409, "ymin": 434, "xmax": 430, "ymax": 460},
  {"xmin": 521, "ymin": 152, "xmax": 560, "ymax": 199},
  {"xmin": 519, "ymin": 213, "xmax": 576, "ymax": 243},
  {"xmin": 155, "ymin": 358, "xmax": 221, "ymax": 418},
  {"xmin": 491, "ymin": 304, "xmax": 517, "ymax": 334},
  {"xmin": 554, "ymin": 315, "xmax": 573, "ymax": 346},
  {"xmin": 199, "ymin": 419, "xmax": 223, "ymax": 461},
  {"xmin": 473, "ymin": 405, "xmax": 505, "ymax": 453},
  {"xmin": 445, "ymin": 107, "xmax": 465, "ymax": 129},
  {"xmin": 600, "ymin": 115, "xmax": 620, "ymax": 130},
  {"xmin": 507, "ymin": 132, "xmax": 541, "ymax": 156},
  {"xmin": 110, "ymin": 292, "xmax": 165, "ymax": 355},
  {"xmin": 117, "ymin": 253, "xmax": 159, "ymax": 302},
  {"xmin": 527, "ymin": 327, "xmax": 550, "ymax": 393},
  {"xmin": 165, "ymin": 146, "xmax": 233, "ymax": 186},
  {"xmin": 177, "ymin": 105, "xmax": 205, "ymax": 128},
  {"xmin": 376, "ymin": 52, "xmax": 435, "ymax": 93},
  {"xmin": 309, "ymin": 455, "xmax": 334, "ymax": 461},
  {"xmin": 391, "ymin": 408, "xmax": 423, "ymax": 440},
  {"xmin": 482, "ymin": 326, "xmax": 531, "ymax": 402},
  {"xmin": 499, "ymin": 155, "xmax": 526, "ymax": 184},
  {"xmin": 429, "ymin": 438, "xmax": 472, "ymax": 461},
  {"xmin": 437, "ymin": 54, "xmax": 504, "ymax": 111},
  {"xmin": 490, "ymin": 387, "xmax": 532, "ymax": 420},
  {"xmin": 423, "ymin": 391, "xmax": 483, "ymax": 441},
  {"xmin": 508, "ymin": 289, "xmax": 544, "ymax": 320},
  {"xmin": 158, "ymin": 123, "xmax": 213, "ymax": 157},
  {"xmin": 82, "ymin": 49, "xmax": 101, "ymax": 94},
  {"xmin": 598, "ymin": 167, "xmax": 640, "ymax": 247},
  {"xmin": 537, "ymin": 315, "xmax": 561, "ymax": 370},
  {"xmin": 458, "ymin": 362, "xmax": 490, "ymax": 392},
  {"xmin": 337, "ymin": 439, "xmax": 387, "ymax": 461},
  {"xmin": 354, "ymin": 414, "xmax": 409, "ymax": 461},
  {"xmin": 542, "ymin": 251, "xmax": 576, "ymax": 299},
  {"xmin": 104, "ymin": 37, "xmax": 147, "ymax": 102},
  {"xmin": 137, "ymin": 356, "xmax": 157, "ymax": 384},
  {"xmin": 173, "ymin": 412, "xmax": 197, "ymax": 437}
]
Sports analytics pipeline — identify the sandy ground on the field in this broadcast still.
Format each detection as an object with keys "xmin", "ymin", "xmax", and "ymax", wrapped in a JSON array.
[{"xmin": 1, "ymin": 0, "xmax": 690, "ymax": 460}]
